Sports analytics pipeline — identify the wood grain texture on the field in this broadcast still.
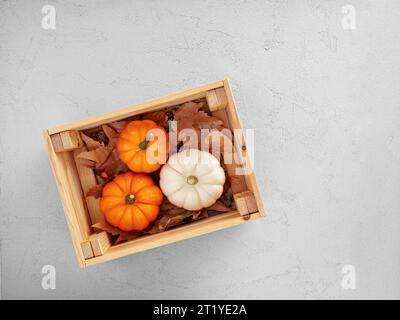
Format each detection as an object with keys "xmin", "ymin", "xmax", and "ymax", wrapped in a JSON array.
[
  {"xmin": 233, "ymin": 193, "xmax": 249, "ymax": 215},
  {"xmin": 50, "ymin": 133, "xmax": 63, "ymax": 152},
  {"xmin": 62, "ymin": 151, "xmax": 93, "ymax": 238},
  {"xmin": 243, "ymin": 191, "xmax": 258, "ymax": 214},
  {"xmin": 81, "ymin": 241, "xmax": 94, "ymax": 259},
  {"xmin": 233, "ymin": 191, "xmax": 258, "ymax": 215},
  {"xmin": 51, "ymin": 130, "xmax": 83, "ymax": 152},
  {"xmin": 60, "ymin": 130, "xmax": 83, "ymax": 150},
  {"xmin": 43, "ymin": 130, "xmax": 91, "ymax": 268},
  {"xmin": 90, "ymin": 232, "xmax": 112, "ymax": 257},
  {"xmin": 206, "ymin": 87, "xmax": 228, "ymax": 111},
  {"xmin": 73, "ymin": 147, "xmax": 105, "ymax": 224}
]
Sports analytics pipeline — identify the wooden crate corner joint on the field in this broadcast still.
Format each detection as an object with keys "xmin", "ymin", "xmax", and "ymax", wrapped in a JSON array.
[
  {"xmin": 206, "ymin": 87, "xmax": 228, "ymax": 112},
  {"xmin": 51, "ymin": 130, "xmax": 83, "ymax": 152},
  {"xmin": 81, "ymin": 231, "xmax": 112, "ymax": 260},
  {"xmin": 233, "ymin": 191, "xmax": 258, "ymax": 220}
]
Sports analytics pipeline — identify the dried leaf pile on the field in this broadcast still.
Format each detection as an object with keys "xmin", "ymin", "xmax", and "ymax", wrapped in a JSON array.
[{"xmin": 77, "ymin": 100, "xmax": 236, "ymax": 245}]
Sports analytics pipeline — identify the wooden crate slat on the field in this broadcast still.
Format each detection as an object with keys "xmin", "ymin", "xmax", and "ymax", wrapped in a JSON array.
[
  {"xmin": 51, "ymin": 130, "xmax": 83, "ymax": 152},
  {"xmin": 73, "ymin": 147, "xmax": 105, "ymax": 224},
  {"xmin": 43, "ymin": 131, "xmax": 91, "ymax": 267}
]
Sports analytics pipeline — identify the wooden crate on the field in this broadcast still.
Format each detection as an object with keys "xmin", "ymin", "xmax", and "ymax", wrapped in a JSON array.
[{"xmin": 43, "ymin": 79, "xmax": 266, "ymax": 268}]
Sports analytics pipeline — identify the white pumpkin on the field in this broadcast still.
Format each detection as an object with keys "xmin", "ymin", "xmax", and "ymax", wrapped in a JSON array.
[{"xmin": 160, "ymin": 148, "xmax": 225, "ymax": 211}]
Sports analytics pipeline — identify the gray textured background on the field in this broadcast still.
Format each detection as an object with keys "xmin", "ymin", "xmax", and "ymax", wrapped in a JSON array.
[{"xmin": 1, "ymin": 0, "xmax": 400, "ymax": 299}]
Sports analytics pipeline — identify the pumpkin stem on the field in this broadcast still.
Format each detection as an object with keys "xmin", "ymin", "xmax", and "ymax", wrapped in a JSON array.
[
  {"xmin": 187, "ymin": 175, "xmax": 198, "ymax": 185},
  {"xmin": 139, "ymin": 140, "xmax": 148, "ymax": 150},
  {"xmin": 139, "ymin": 133, "xmax": 153, "ymax": 150},
  {"xmin": 125, "ymin": 194, "xmax": 135, "ymax": 205}
]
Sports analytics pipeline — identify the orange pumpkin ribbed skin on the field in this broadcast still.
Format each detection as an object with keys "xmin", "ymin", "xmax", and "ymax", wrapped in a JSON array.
[
  {"xmin": 100, "ymin": 172, "xmax": 163, "ymax": 231},
  {"xmin": 117, "ymin": 119, "xmax": 169, "ymax": 173}
]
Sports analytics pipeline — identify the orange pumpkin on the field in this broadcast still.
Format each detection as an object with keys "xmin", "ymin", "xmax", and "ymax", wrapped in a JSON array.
[
  {"xmin": 117, "ymin": 119, "xmax": 169, "ymax": 173},
  {"xmin": 100, "ymin": 172, "xmax": 163, "ymax": 231}
]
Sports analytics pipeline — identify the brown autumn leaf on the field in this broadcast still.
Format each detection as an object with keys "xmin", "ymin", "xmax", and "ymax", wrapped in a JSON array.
[
  {"xmin": 173, "ymin": 101, "xmax": 224, "ymax": 148},
  {"xmin": 86, "ymin": 184, "xmax": 103, "ymax": 198},
  {"xmin": 174, "ymin": 101, "xmax": 224, "ymax": 132},
  {"xmin": 102, "ymin": 124, "xmax": 119, "ymax": 147},
  {"xmin": 218, "ymin": 190, "xmax": 234, "ymax": 208},
  {"xmin": 77, "ymin": 145, "xmax": 113, "ymax": 168},
  {"xmin": 193, "ymin": 210, "xmax": 208, "ymax": 220},
  {"xmin": 148, "ymin": 211, "xmax": 199, "ymax": 234},
  {"xmin": 77, "ymin": 156, "xmax": 96, "ymax": 168},
  {"xmin": 160, "ymin": 198, "xmax": 176, "ymax": 211},
  {"xmin": 80, "ymin": 132, "xmax": 104, "ymax": 151},
  {"xmin": 160, "ymin": 198, "xmax": 186, "ymax": 214},
  {"xmin": 144, "ymin": 110, "xmax": 167, "ymax": 127},
  {"xmin": 115, "ymin": 231, "xmax": 145, "ymax": 245},
  {"xmin": 108, "ymin": 120, "xmax": 130, "ymax": 133},
  {"xmin": 101, "ymin": 149, "xmax": 129, "ymax": 178},
  {"xmin": 105, "ymin": 159, "xmax": 129, "ymax": 178},
  {"xmin": 206, "ymin": 200, "xmax": 231, "ymax": 212},
  {"xmin": 92, "ymin": 221, "xmax": 145, "ymax": 245},
  {"xmin": 92, "ymin": 221, "xmax": 123, "ymax": 236},
  {"xmin": 79, "ymin": 125, "xmax": 127, "ymax": 178}
]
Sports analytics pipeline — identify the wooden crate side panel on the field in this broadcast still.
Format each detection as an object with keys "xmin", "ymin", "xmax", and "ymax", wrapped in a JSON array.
[
  {"xmin": 48, "ymin": 81, "xmax": 224, "ymax": 134},
  {"xmin": 62, "ymin": 151, "xmax": 93, "ymax": 236},
  {"xmin": 223, "ymin": 80, "xmax": 266, "ymax": 217},
  {"xmin": 43, "ymin": 130, "xmax": 92, "ymax": 267},
  {"xmin": 85, "ymin": 211, "xmax": 260, "ymax": 267},
  {"xmin": 73, "ymin": 148, "xmax": 105, "ymax": 224}
]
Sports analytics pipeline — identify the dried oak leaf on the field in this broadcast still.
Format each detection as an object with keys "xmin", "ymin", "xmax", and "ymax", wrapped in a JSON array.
[
  {"xmin": 78, "ymin": 126, "xmax": 126, "ymax": 177},
  {"xmin": 115, "ymin": 231, "xmax": 144, "ymax": 245},
  {"xmin": 77, "ymin": 145, "xmax": 113, "ymax": 168},
  {"xmin": 218, "ymin": 190, "xmax": 234, "ymax": 209},
  {"xmin": 109, "ymin": 120, "xmax": 130, "ymax": 133},
  {"xmin": 99, "ymin": 148, "xmax": 129, "ymax": 178},
  {"xmin": 148, "ymin": 211, "xmax": 199, "ymax": 234},
  {"xmin": 102, "ymin": 124, "xmax": 119, "ymax": 147},
  {"xmin": 160, "ymin": 198, "xmax": 187, "ymax": 215},
  {"xmin": 92, "ymin": 221, "xmax": 123, "ymax": 236},
  {"xmin": 173, "ymin": 101, "xmax": 224, "ymax": 148},
  {"xmin": 144, "ymin": 110, "xmax": 167, "ymax": 127},
  {"xmin": 92, "ymin": 221, "xmax": 144, "ymax": 245},
  {"xmin": 206, "ymin": 200, "xmax": 231, "ymax": 212},
  {"xmin": 80, "ymin": 132, "xmax": 104, "ymax": 151},
  {"xmin": 193, "ymin": 210, "xmax": 208, "ymax": 220},
  {"xmin": 174, "ymin": 101, "xmax": 224, "ymax": 133},
  {"xmin": 84, "ymin": 128, "xmax": 109, "ymax": 145},
  {"xmin": 86, "ymin": 184, "xmax": 103, "ymax": 198}
]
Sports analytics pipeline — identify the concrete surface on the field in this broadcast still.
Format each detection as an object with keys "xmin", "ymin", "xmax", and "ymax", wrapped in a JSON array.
[{"xmin": 1, "ymin": 0, "xmax": 400, "ymax": 299}]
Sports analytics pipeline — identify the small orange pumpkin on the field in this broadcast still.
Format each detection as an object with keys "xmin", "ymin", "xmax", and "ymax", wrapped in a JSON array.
[
  {"xmin": 100, "ymin": 172, "xmax": 163, "ymax": 231},
  {"xmin": 117, "ymin": 119, "xmax": 169, "ymax": 173}
]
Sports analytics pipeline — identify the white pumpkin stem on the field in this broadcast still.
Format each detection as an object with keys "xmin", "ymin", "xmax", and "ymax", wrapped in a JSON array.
[{"xmin": 186, "ymin": 176, "xmax": 198, "ymax": 185}]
